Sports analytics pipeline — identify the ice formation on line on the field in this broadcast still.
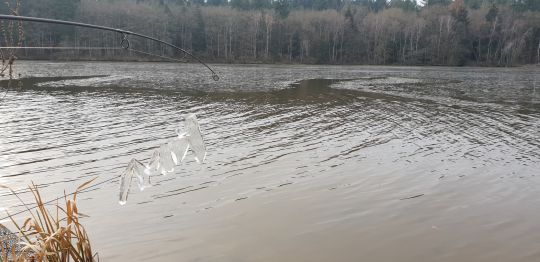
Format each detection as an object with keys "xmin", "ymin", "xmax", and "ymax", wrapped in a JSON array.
[{"xmin": 118, "ymin": 114, "xmax": 206, "ymax": 205}]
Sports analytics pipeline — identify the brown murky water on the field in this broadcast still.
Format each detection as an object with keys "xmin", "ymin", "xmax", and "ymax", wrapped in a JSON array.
[{"xmin": 0, "ymin": 61, "xmax": 539, "ymax": 261}]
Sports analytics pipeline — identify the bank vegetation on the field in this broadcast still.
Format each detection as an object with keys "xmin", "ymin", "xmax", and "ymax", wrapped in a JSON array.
[{"xmin": 3, "ymin": 0, "xmax": 540, "ymax": 66}]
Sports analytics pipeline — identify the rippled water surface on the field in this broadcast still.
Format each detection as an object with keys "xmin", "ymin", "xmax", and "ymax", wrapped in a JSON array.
[{"xmin": 1, "ymin": 61, "xmax": 539, "ymax": 261}]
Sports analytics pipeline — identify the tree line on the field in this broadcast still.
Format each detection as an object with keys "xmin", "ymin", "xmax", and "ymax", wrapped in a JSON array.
[{"xmin": 2, "ymin": 0, "xmax": 540, "ymax": 66}]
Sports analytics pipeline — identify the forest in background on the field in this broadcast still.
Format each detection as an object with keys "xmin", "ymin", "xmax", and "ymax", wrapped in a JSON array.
[{"xmin": 1, "ymin": 0, "xmax": 540, "ymax": 66}]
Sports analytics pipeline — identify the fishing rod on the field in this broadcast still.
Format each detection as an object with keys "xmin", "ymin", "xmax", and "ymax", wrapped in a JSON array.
[{"xmin": 0, "ymin": 14, "xmax": 220, "ymax": 81}]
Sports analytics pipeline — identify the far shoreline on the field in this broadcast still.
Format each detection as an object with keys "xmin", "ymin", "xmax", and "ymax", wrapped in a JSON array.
[{"xmin": 15, "ymin": 58, "xmax": 540, "ymax": 69}]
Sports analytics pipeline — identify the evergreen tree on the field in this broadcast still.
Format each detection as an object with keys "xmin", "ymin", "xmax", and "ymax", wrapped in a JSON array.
[
  {"xmin": 252, "ymin": 0, "xmax": 272, "ymax": 9},
  {"xmin": 207, "ymin": 0, "xmax": 226, "ymax": 5},
  {"xmin": 274, "ymin": 0, "xmax": 291, "ymax": 18},
  {"xmin": 390, "ymin": 0, "xmax": 417, "ymax": 11},
  {"xmin": 485, "ymin": 3, "xmax": 498, "ymax": 22},
  {"xmin": 192, "ymin": 7, "xmax": 207, "ymax": 52},
  {"xmin": 291, "ymin": 0, "xmax": 314, "ymax": 9},
  {"xmin": 49, "ymin": 0, "xmax": 78, "ymax": 20},
  {"xmin": 426, "ymin": 0, "xmax": 451, "ymax": 6},
  {"xmin": 231, "ymin": 0, "xmax": 251, "ymax": 9},
  {"xmin": 313, "ymin": 0, "xmax": 342, "ymax": 10},
  {"xmin": 464, "ymin": 0, "xmax": 482, "ymax": 9},
  {"xmin": 191, "ymin": 0, "xmax": 205, "ymax": 6},
  {"xmin": 450, "ymin": 0, "xmax": 470, "ymax": 65},
  {"xmin": 515, "ymin": 0, "xmax": 540, "ymax": 11},
  {"xmin": 369, "ymin": 0, "xmax": 387, "ymax": 12}
]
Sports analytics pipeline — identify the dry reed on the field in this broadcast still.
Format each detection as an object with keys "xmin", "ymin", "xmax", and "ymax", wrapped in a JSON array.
[{"xmin": 0, "ymin": 178, "xmax": 98, "ymax": 262}]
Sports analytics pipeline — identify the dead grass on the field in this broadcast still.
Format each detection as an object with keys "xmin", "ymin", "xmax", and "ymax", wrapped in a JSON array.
[{"xmin": 1, "ymin": 178, "xmax": 98, "ymax": 262}]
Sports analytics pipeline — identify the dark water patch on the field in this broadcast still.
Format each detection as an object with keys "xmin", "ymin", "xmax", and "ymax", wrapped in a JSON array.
[{"xmin": 1, "ymin": 75, "xmax": 107, "ymax": 88}]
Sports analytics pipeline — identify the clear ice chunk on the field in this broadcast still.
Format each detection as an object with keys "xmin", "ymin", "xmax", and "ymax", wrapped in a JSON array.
[
  {"xmin": 185, "ymin": 114, "xmax": 207, "ymax": 163},
  {"xmin": 169, "ymin": 135, "xmax": 190, "ymax": 165},
  {"xmin": 145, "ymin": 144, "xmax": 175, "ymax": 176},
  {"xmin": 119, "ymin": 113, "xmax": 207, "ymax": 205},
  {"xmin": 157, "ymin": 143, "xmax": 176, "ymax": 175},
  {"xmin": 119, "ymin": 159, "xmax": 147, "ymax": 205},
  {"xmin": 145, "ymin": 150, "xmax": 162, "ymax": 176}
]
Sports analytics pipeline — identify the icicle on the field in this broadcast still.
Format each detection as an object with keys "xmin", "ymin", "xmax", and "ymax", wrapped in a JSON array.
[
  {"xmin": 119, "ymin": 159, "xmax": 147, "ymax": 205},
  {"xmin": 157, "ymin": 143, "xmax": 176, "ymax": 175},
  {"xmin": 118, "ymin": 114, "xmax": 207, "ymax": 205},
  {"xmin": 185, "ymin": 114, "xmax": 207, "ymax": 163}
]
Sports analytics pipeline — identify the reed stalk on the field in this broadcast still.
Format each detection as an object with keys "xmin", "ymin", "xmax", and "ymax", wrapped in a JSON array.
[{"xmin": 0, "ymin": 178, "xmax": 98, "ymax": 262}]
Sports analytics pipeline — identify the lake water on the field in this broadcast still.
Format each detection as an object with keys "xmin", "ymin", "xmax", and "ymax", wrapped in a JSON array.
[{"xmin": 0, "ymin": 61, "xmax": 539, "ymax": 261}]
